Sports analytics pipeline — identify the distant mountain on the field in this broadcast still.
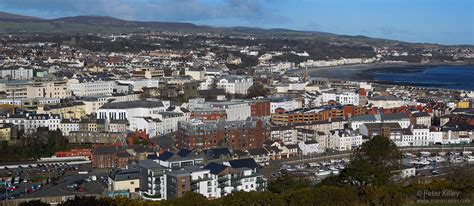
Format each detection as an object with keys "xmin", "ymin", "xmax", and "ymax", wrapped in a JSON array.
[
  {"xmin": 0, "ymin": 11, "xmax": 407, "ymax": 46},
  {"xmin": 0, "ymin": 11, "xmax": 43, "ymax": 20}
]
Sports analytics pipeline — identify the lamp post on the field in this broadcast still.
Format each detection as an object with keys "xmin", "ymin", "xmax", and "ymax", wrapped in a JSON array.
[{"xmin": 23, "ymin": 179, "xmax": 27, "ymax": 196}]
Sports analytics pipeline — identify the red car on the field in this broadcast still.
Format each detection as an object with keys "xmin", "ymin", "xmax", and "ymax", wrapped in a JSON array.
[{"xmin": 7, "ymin": 186, "xmax": 16, "ymax": 191}]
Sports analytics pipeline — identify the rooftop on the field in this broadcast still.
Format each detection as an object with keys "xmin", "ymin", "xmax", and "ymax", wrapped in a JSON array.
[{"xmin": 101, "ymin": 100, "xmax": 164, "ymax": 109}]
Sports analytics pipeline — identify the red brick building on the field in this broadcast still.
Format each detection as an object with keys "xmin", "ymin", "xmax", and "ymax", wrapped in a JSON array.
[
  {"xmin": 91, "ymin": 145, "xmax": 130, "ymax": 169},
  {"xmin": 190, "ymin": 109, "xmax": 227, "ymax": 122},
  {"xmin": 177, "ymin": 118, "xmax": 269, "ymax": 150},
  {"xmin": 272, "ymin": 105, "xmax": 367, "ymax": 125},
  {"xmin": 250, "ymin": 100, "xmax": 271, "ymax": 117},
  {"xmin": 55, "ymin": 149, "xmax": 92, "ymax": 159}
]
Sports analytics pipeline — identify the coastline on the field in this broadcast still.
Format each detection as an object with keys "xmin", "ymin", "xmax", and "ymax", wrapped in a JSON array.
[
  {"xmin": 292, "ymin": 62, "xmax": 473, "ymax": 78},
  {"xmin": 288, "ymin": 62, "xmax": 474, "ymax": 90},
  {"xmin": 290, "ymin": 62, "xmax": 474, "ymax": 81}
]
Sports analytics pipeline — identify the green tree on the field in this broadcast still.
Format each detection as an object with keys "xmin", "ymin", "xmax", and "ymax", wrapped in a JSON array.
[
  {"xmin": 19, "ymin": 200, "xmax": 50, "ymax": 206},
  {"xmin": 211, "ymin": 78, "xmax": 218, "ymax": 90},
  {"xmin": 341, "ymin": 135, "xmax": 402, "ymax": 188},
  {"xmin": 163, "ymin": 192, "xmax": 210, "ymax": 206},
  {"xmin": 360, "ymin": 186, "xmax": 405, "ymax": 206},
  {"xmin": 59, "ymin": 196, "xmax": 113, "ymax": 206},
  {"xmin": 267, "ymin": 174, "xmax": 311, "ymax": 193},
  {"xmin": 247, "ymin": 82, "xmax": 269, "ymax": 98}
]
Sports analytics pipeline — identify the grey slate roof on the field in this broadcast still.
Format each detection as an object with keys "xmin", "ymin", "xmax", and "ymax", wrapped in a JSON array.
[{"xmin": 109, "ymin": 168, "xmax": 140, "ymax": 181}]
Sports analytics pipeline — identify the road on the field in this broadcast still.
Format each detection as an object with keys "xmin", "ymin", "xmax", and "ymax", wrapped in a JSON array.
[
  {"xmin": 0, "ymin": 163, "xmax": 107, "ymax": 201},
  {"xmin": 282, "ymin": 146, "xmax": 474, "ymax": 165},
  {"xmin": 260, "ymin": 145, "xmax": 474, "ymax": 178},
  {"xmin": 25, "ymin": 172, "xmax": 108, "ymax": 198}
]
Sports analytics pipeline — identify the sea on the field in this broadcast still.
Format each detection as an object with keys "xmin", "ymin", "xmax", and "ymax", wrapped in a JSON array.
[{"xmin": 373, "ymin": 65, "xmax": 474, "ymax": 91}]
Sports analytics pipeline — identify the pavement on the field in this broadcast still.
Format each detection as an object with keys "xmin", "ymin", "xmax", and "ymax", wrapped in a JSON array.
[{"xmin": 0, "ymin": 163, "xmax": 108, "ymax": 201}]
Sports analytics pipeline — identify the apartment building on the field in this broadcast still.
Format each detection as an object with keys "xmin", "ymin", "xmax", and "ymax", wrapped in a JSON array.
[
  {"xmin": 0, "ymin": 66, "xmax": 33, "ymax": 79},
  {"xmin": 178, "ymin": 118, "xmax": 269, "ymax": 150},
  {"xmin": 68, "ymin": 78, "xmax": 115, "ymax": 97},
  {"xmin": 205, "ymin": 76, "xmax": 253, "ymax": 95},
  {"xmin": 26, "ymin": 81, "xmax": 71, "ymax": 99}
]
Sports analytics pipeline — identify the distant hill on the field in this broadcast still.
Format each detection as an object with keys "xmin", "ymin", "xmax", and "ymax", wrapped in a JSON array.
[
  {"xmin": 0, "ymin": 11, "xmax": 43, "ymax": 20},
  {"xmin": 0, "ymin": 11, "xmax": 410, "ymax": 46}
]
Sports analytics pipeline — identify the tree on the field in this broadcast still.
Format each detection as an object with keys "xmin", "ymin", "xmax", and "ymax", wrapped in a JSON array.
[
  {"xmin": 267, "ymin": 173, "xmax": 311, "ymax": 193},
  {"xmin": 360, "ymin": 186, "xmax": 404, "ymax": 206},
  {"xmin": 341, "ymin": 135, "xmax": 402, "ymax": 188},
  {"xmin": 247, "ymin": 82, "xmax": 269, "ymax": 98},
  {"xmin": 19, "ymin": 200, "xmax": 50, "ymax": 206},
  {"xmin": 211, "ymin": 78, "xmax": 218, "ymax": 90},
  {"xmin": 58, "ymin": 196, "xmax": 113, "ymax": 206},
  {"xmin": 162, "ymin": 192, "xmax": 209, "ymax": 206}
]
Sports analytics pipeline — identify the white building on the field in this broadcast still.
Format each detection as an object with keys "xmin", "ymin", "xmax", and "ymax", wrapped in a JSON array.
[
  {"xmin": 0, "ymin": 66, "xmax": 34, "ymax": 79},
  {"xmin": 59, "ymin": 119, "xmax": 80, "ymax": 136},
  {"xmin": 26, "ymin": 81, "xmax": 71, "ymax": 99},
  {"xmin": 350, "ymin": 113, "xmax": 411, "ymax": 130},
  {"xmin": 412, "ymin": 112, "xmax": 432, "ymax": 127},
  {"xmin": 328, "ymin": 129, "xmax": 363, "ymax": 151},
  {"xmin": 0, "ymin": 113, "xmax": 61, "ymax": 134},
  {"xmin": 68, "ymin": 78, "xmax": 115, "ymax": 97},
  {"xmin": 108, "ymin": 168, "xmax": 141, "ymax": 194},
  {"xmin": 116, "ymin": 79, "xmax": 159, "ymax": 92},
  {"xmin": 210, "ymin": 101, "xmax": 251, "ymax": 121},
  {"xmin": 156, "ymin": 112, "xmax": 188, "ymax": 135},
  {"xmin": 298, "ymin": 140, "xmax": 319, "ymax": 155},
  {"xmin": 97, "ymin": 100, "xmax": 169, "ymax": 121},
  {"xmin": 216, "ymin": 76, "xmax": 253, "ymax": 95},
  {"xmin": 413, "ymin": 126, "xmax": 431, "ymax": 146},
  {"xmin": 368, "ymin": 95, "xmax": 404, "ymax": 108},
  {"xmin": 129, "ymin": 117, "xmax": 161, "ymax": 137},
  {"xmin": 271, "ymin": 126, "xmax": 298, "ymax": 145},
  {"xmin": 185, "ymin": 69, "xmax": 206, "ymax": 81},
  {"xmin": 322, "ymin": 91, "xmax": 359, "ymax": 105},
  {"xmin": 270, "ymin": 97, "xmax": 300, "ymax": 113}
]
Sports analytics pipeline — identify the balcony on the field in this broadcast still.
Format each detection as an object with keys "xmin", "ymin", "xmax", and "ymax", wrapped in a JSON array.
[
  {"xmin": 191, "ymin": 184, "xmax": 198, "ymax": 190},
  {"xmin": 191, "ymin": 176, "xmax": 212, "ymax": 183},
  {"xmin": 231, "ymin": 180, "xmax": 241, "ymax": 187},
  {"xmin": 218, "ymin": 176, "xmax": 229, "ymax": 182},
  {"xmin": 142, "ymin": 192, "xmax": 162, "ymax": 201},
  {"xmin": 219, "ymin": 182, "xmax": 229, "ymax": 188}
]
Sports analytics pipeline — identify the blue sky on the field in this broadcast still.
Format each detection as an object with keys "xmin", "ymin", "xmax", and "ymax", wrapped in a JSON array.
[{"xmin": 0, "ymin": 0, "xmax": 472, "ymax": 45}]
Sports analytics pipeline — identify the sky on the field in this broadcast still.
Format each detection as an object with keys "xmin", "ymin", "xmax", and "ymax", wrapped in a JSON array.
[{"xmin": 0, "ymin": 0, "xmax": 472, "ymax": 45}]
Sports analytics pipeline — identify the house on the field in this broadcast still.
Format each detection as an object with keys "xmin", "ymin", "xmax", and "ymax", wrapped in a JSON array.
[
  {"xmin": 92, "ymin": 145, "xmax": 130, "ymax": 169},
  {"xmin": 328, "ymin": 129, "xmax": 363, "ymax": 151},
  {"xmin": 396, "ymin": 166, "xmax": 416, "ymax": 179},
  {"xmin": 247, "ymin": 148, "xmax": 270, "ymax": 163},
  {"xmin": 350, "ymin": 113, "xmax": 411, "ymax": 129},
  {"xmin": 155, "ymin": 149, "xmax": 204, "ymax": 169},
  {"xmin": 412, "ymin": 112, "xmax": 432, "ymax": 127},
  {"xmin": 225, "ymin": 158, "xmax": 259, "ymax": 171},
  {"xmin": 202, "ymin": 148, "xmax": 232, "ymax": 162},
  {"xmin": 298, "ymin": 140, "xmax": 319, "ymax": 155}
]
